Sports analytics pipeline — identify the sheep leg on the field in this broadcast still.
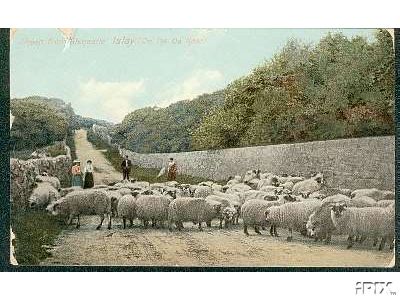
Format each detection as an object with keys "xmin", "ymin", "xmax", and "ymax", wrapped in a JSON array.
[
  {"xmin": 254, "ymin": 226, "xmax": 262, "ymax": 235},
  {"xmin": 198, "ymin": 222, "xmax": 203, "ymax": 231},
  {"xmin": 324, "ymin": 235, "xmax": 332, "ymax": 244},
  {"xmin": 269, "ymin": 226, "xmax": 274, "ymax": 236},
  {"xmin": 378, "ymin": 237, "xmax": 386, "ymax": 251},
  {"xmin": 96, "ymin": 214, "xmax": 105, "ymax": 230},
  {"xmin": 359, "ymin": 236, "xmax": 367, "ymax": 244},
  {"xmin": 273, "ymin": 225, "xmax": 279, "ymax": 237},
  {"xmin": 346, "ymin": 235, "xmax": 354, "ymax": 249},
  {"xmin": 286, "ymin": 228, "xmax": 293, "ymax": 242},
  {"xmin": 67, "ymin": 214, "xmax": 74, "ymax": 226},
  {"xmin": 244, "ymin": 224, "xmax": 249, "ymax": 236},
  {"xmin": 151, "ymin": 219, "xmax": 156, "ymax": 227},
  {"xmin": 76, "ymin": 215, "xmax": 80, "ymax": 229},
  {"xmin": 107, "ymin": 213, "xmax": 112, "ymax": 230},
  {"xmin": 143, "ymin": 220, "xmax": 148, "ymax": 228},
  {"xmin": 206, "ymin": 221, "xmax": 211, "ymax": 228},
  {"xmin": 122, "ymin": 217, "xmax": 126, "ymax": 229},
  {"xmin": 373, "ymin": 238, "xmax": 378, "ymax": 247},
  {"xmin": 219, "ymin": 218, "xmax": 223, "ymax": 229},
  {"xmin": 130, "ymin": 219, "xmax": 134, "ymax": 227}
]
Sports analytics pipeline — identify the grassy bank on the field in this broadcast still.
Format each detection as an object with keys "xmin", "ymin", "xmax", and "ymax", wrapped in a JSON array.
[
  {"xmin": 87, "ymin": 128, "xmax": 215, "ymax": 184},
  {"xmin": 11, "ymin": 209, "xmax": 67, "ymax": 265}
]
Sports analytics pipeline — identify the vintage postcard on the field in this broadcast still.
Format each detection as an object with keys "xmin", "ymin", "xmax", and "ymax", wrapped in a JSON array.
[{"xmin": 6, "ymin": 28, "xmax": 397, "ymax": 268}]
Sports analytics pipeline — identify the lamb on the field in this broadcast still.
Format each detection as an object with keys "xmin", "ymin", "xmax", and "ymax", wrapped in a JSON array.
[
  {"xmin": 168, "ymin": 197, "xmax": 221, "ymax": 231},
  {"xmin": 265, "ymin": 199, "xmax": 321, "ymax": 241},
  {"xmin": 292, "ymin": 173, "xmax": 324, "ymax": 196},
  {"xmin": 46, "ymin": 189, "xmax": 112, "ymax": 230},
  {"xmin": 35, "ymin": 175, "xmax": 61, "ymax": 191},
  {"xmin": 205, "ymin": 195, "xmax": 241, "ymax": 228},
  {"xmin": 29, "ymin": 182, "xmax": 60, "ymax": 209},
  {"xmin": 241, "ymin": 195, "xmax": 296, "ymax": 236},
  {"xmin": 193, "ymin": 185, "xmax": 212, "ymax": 198},
  {"xmin": 117, "ymin": 195, "xmax": 137, "ymax": 228},
  {"xmin": 330, "ymin": 203, "xmax": 395, "ymax": 250},
  {"xmin": 351, "ymin": 188, "xmax": 394, "ymax": 201},
  {"xmin": 135, "ymin": 195, "xmax": 172, "ymax": 228}
]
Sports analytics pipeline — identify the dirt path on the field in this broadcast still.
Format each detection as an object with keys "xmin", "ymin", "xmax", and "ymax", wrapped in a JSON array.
[
  {"xmin": 41, "ymin": 130, "xmax": 394, "ymax": 267},
  {"xmin": 74, "ymin": 129, "xmax": 121, "ymax": 185}
]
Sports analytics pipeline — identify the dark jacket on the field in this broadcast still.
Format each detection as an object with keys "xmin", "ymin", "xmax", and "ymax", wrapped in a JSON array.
[{"xmin": 121, "ymin": 159, "xmax": 132, "ymax": 170}]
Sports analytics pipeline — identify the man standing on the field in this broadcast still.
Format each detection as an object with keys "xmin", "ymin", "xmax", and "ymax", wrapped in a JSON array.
[
  {"xmin": 167, "ymin": 157, "xmax": 177, "ymax": 181},
  {"xmin": 121, "ymin": 155, "xmax": 132, "ymax": 181}
]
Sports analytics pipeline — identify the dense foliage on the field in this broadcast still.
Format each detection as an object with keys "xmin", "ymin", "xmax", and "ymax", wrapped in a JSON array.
[
  {"xmin": 192, "ymin": 30, "xmax": 394, "ymax": 150},
  {"xmin": 10, "ymin": 96, "xmax": 110, "ymax": 151},
  {"xmin": 112, "ymin": 91, "xmax": 224, "ymax": 153}
]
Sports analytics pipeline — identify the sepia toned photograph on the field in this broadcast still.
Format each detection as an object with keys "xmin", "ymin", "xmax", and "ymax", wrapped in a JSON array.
[{"xmin": 7, "ymin": 28, "xmax": 396, "ymax": 268}]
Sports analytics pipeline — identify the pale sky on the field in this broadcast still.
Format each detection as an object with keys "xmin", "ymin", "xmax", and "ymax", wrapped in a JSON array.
[{"xmin": 10, "ymin": 28, "xmax": 375, "ymax": 123}]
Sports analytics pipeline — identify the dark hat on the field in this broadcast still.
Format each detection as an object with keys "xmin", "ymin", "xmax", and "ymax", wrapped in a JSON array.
[{"xmin": 87, "ymin": 160, "xmax": 92, "ymax": 163}]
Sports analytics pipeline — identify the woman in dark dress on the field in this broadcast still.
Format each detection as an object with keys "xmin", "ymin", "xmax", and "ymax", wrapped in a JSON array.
[{"xmin": 83, "ymin": 160, "xmax": 94, "ymax": 188}]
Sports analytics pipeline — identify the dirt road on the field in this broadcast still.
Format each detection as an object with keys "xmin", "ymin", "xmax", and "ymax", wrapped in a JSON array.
[
  {"xmin": 41, "ymin": 130, "xmax": 394, "ymax": 267},
  {"xmin": 74, "ymin": 129, "xmax": 121, "ymax": 184}
]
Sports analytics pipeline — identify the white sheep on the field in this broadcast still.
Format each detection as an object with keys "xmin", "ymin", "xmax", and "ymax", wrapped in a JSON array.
[
  {"xmin": 257, "ymin": 175, "xmax": 279, "ymax": 190},
  {"xmin": 351, "ymin": 188, "xmax": 394, "ymax": 201},
  {"xmin": 29, "ymin": 182, "xmax": 60, "ymax": 209},
  {"xmin": 193, "ymin": 185, "xmax": 212, "ymax": 198},
  {"xmin": 241, "ymin": 195, "xmax": 296, "ymax": 236},
  {"xmin": 292, "ymin": 173, "xmax": 324, "ymax": 196},
  {"xmin": 35, "ymin": 174, "xmax": 61, "ymax": 191},
  {"xmin": 330, "ymin": 203, "xmax": 395, "ymax": 250},
  {"xmin": 168, "ymin": 197, "xmax": 221, "ymax": 231},
  {"xmin": 243, "ymin": 190, "xmax": 278, "ymax": 202},
  {"xmin": 117, "ymin": 194, "xmax": 137, "ymax": 228},
  {"xmin": 226, "ymin": 175, "xmax": 242, "ymax": 186},
  {"xmin": 59, "ymin": 186, "xmax": 82, "ymax": 197},
  {"xmin": 265, "ymin": 199, "xmax": 321, "ymax": 241},
  {"xmin": 46, "ymin": 190, "xmax": 112, "ymax": 230},
  {"xmin": 225, "ymin": 183, "xmax": 252, "ymax": 194},
  {"xmin": 135, "ymin": 195, "xmax": 171, "ymax": 228}
]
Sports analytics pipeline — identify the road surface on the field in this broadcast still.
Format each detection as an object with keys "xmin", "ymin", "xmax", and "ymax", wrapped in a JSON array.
[{"xmin": 41, "ymin": 129, "xmax": 394, "ymax": 267}]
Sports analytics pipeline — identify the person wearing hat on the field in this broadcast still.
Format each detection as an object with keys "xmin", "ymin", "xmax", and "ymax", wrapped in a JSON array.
[
  {"xmin": 121, "ymin": 155, "xmax": 132, "ymax": 181},
  {"xmin": 71, "ymin": 160, "xmax": 83, "ymax": 187},
  {"xmin": 167, "ymin": 157, "xmax": 177, "ymax": 181},
  {"xmin": 83, "ymin": 159, "xmax": 94, "ymax": 189}
]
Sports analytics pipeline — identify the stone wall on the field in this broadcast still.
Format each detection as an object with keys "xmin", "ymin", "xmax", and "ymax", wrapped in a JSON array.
[
  {"xmin": 120, "ymin": 136, "xmax": 395, "ymax": 191},
  {"xmin": 10, "ymin": 148, "xmax": 72, "ymax": 210}
]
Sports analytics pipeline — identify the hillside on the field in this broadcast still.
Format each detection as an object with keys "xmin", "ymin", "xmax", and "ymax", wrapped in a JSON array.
[{"xmin": 111, "ymin": 90, "xmax": 224, "ymax": 153}]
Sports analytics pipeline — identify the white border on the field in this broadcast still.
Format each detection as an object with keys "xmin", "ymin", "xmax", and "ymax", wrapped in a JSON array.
[{"xmin": 0, "ymin": 0, "xmax": 399, "ymax": 27}]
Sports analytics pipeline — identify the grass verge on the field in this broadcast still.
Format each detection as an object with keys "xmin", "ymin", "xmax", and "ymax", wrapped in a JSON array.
[
  {"xmin": 87, "ymin": 128, "xmax": 216, "ymax": 184},
  {"xmin": 11, "ymin": 209, "xmax": 67, "ymax": 265}
]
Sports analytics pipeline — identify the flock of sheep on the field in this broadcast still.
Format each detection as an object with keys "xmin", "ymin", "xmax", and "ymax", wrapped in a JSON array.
[{"xmin": 29, "ymin": 169, "xmax": 395, "ymax": 251}]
